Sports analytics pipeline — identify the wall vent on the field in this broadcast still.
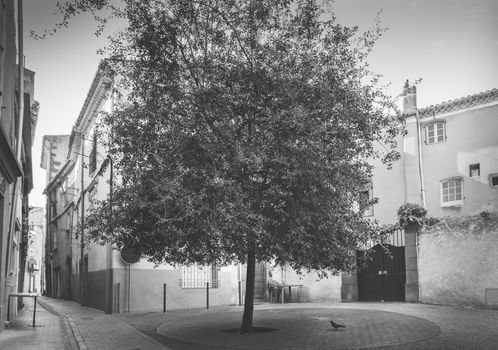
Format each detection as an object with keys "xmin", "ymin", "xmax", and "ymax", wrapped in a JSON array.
[{"xmin": 485, "ymin": 288, "xmax": 498, "ymax": 305}]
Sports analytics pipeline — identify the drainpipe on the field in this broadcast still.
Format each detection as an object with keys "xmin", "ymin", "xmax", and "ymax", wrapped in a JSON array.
[
  {"xmin": 106, "ymin": 84, "xmax": 115, "ymax": 313},
  {"xmin": 80, "ymin": 140, "xmax": 85, "ymax": 306},
  {"xmin": 404, "ymin": 80, "xmax": 426, "ymax": 209},
  {"xmin": 106, "ymin": 155, "xmax": 113, "ymax": 313},
  {"xmin": 415, "ymin": 103, "xmax": 427, "ymax": 209}
]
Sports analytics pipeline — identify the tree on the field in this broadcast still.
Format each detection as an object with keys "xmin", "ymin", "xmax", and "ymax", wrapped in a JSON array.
[{"xmin": 61, "ymin": 0, "xmax": 403, "ymax": 333}]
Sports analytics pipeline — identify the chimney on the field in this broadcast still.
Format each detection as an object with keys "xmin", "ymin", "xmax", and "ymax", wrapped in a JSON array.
[{"xmin": 402, "ymin": 79, "xmax": 417, "ymax": 115}]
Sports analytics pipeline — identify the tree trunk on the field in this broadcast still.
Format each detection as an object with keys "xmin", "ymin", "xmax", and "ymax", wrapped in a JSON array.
[{"xmin": 240, "ymin": 247, "xmax": 256, "ymax": 334}]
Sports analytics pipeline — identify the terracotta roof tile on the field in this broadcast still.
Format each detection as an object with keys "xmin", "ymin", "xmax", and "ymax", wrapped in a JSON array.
[{"xmin": 416, "ymin": 88, "xmax": 498, "ymax": 118}]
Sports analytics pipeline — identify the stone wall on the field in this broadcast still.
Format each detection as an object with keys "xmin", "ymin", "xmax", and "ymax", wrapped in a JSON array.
[{"xmin": 418, "ymin": 213, "xmax": 498, "ymax": 307}]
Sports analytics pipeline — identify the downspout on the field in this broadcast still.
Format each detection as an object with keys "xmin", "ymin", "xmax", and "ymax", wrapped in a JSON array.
[
  {"xmin": 415, "ymin": 106, "xmax": 427, "ymax": 209},
  {"xmin": 106, "ymin": 84, "xmax": 115, "ymax": 313},
  {"xmin": 80, "ymin": 140, "xmax": 85, "ymax": 306},
  {"xmin": 69, "ymin": 201, "xmax": 75, "ymax": 297},
  {"xmin": 106, "ymin": 155, "xmax": 113, "ymax": 313},
  {"xmin": 4, "ymin": 0, "xmax": 24, "ymax": 280}
]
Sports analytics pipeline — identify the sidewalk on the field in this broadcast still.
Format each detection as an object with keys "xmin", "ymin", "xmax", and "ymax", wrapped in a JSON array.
[
  {"xmin": 0, "ymin": 296, "xmax": 169, "ymax": 350},
  {"xmin": 0, "ymin": 297, "xmax": 76, "ymax": 350}
]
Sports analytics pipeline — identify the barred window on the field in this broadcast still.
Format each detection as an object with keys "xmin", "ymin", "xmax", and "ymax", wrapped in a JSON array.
[{"xmin": 180, "ymin": 264, "xmax": 219, "ymax": 289}]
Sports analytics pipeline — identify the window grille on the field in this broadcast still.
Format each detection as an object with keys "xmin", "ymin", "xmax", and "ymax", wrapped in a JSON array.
[{"xmin": 180, "ymin": 264, "xmax": 219, "ymax": 288}]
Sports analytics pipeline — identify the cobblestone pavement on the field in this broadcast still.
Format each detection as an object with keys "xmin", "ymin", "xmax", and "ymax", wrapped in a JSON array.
[
  {"xmin": 156, "ymin": 307, "xmax": 439, "ymax": 349},
  {"xmin": 0, "ymin": 296, "xmax": 169, "ymax": 350},
  {"xmin": 119, "ymin": 302, "xmax": 498, "ymax": 350},
  {"xmin": 36, "ymin": 297, "xmax": 168, "ymax": 350},
  {"xmin": 1, "ymin": 298, "xmax": 497, "ymax": 349}
]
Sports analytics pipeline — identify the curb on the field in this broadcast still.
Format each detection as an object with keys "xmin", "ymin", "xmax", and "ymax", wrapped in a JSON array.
[{"xmin": 37, "ymin": 298, "xmax": 88, "ymax": 350}]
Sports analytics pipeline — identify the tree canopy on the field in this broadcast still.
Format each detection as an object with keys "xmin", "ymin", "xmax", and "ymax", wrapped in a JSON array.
[{"xmin": 61, "ymin": 0, "xmax": 404, "ymax": 333}]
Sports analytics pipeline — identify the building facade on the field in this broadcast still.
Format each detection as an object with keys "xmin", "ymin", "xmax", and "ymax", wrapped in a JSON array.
[
  {"xmin": 0, "ymin": 1, "xmax": 38, "ymax": 330},
  {"xmin": 41, "ymin": 135, "xmax": 71, "ymax": 298},
  {"xmin": 343, "ymin": 84, "xmax": 498, "ymax": 305},
  {"xmin": 402, "ymin": 86, "xmax": 498, "ymax": 216},
  {"xmin": 25, "ymin": 206, "xmax": 44, "ymax": 294}
]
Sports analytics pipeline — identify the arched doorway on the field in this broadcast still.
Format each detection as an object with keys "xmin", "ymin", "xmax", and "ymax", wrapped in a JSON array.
[{"xmin": 357, "ymin": 244, "xmax": 406, "ymax": 301}]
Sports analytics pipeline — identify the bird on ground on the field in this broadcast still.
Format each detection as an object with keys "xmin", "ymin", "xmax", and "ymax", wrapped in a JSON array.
[{"xmin": 330, "ymin": 320, "xmax": 346, "ymax": 330}]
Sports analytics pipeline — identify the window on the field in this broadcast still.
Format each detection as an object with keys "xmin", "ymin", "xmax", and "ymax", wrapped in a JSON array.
[
  {"xmin": 51, "ymin": 223, "xmax": 58, "ymax": 251},
  {"xmin": 88, "ymin": 180, "xmax": 98, "ymax": 201},
  {"xmin": 469, "ymin": 163, "xmax": 480, "ymax": 178},
  {"xmin": 180, "ymin": 264, "xmax": 219, "ymax": 289},
  {"xmin": 489, "ymin": 173, "xmax": 498, "ymax": 187},
  {"xmin": 50, "ymin": 197, "xmax": 57, "ymax": 218},
  {"xmin": 88, "ymin": 133, "xmax": 97, "ymax": 174},
  {"xmin": 440, "ymin": 177, "xmax": 463, "ymax": 206},
  {"xmin": 359, "ymin": 182, "xmax": 374, "ymax": 216},
  {"xmin": 425, "ymin": 121, "xmax": 446, "ymax": 144}
]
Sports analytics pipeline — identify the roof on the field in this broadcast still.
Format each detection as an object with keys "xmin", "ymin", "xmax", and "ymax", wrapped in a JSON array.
[
  {"xmin": 74, "ymin": 59, "xmax": 113, "ymax": 131},
  {"xmin": 417, "ymin": 88, "xmax": 498, "ymax": 118},
  {"xmin": 67, "ymin": 60, "xmax": 113, "ymax": 160},
  {"xmin": 42, "ymin": 158, "xmax": 75, "ymax": 195}
]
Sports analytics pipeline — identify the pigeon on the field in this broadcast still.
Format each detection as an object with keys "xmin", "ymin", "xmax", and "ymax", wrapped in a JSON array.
[{"xmin": 330, "ymin": 320, "xmax": 346, "ymax": 330}]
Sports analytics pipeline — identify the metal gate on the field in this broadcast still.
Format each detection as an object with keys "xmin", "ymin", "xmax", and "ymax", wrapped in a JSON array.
[
  {"xmin": 357, "ymin": 243, "xmax": 406, "ymax": 302},
  {"xmin": 254, "ymin": 262, "xmax": 267, "ymax": 300}
]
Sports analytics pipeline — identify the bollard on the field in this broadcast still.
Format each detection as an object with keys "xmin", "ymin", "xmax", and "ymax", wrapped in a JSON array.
[
  {"xmin": 206, "ymin": 282, "xmax": 209, "ymax": 309},
  {"xmin": 238, "ymin": 281, "xmax": 242, "ymax": 306},
  {"xmin": 117, "ymin": 282, "xmax": 120, "ymax": 314},
  {"xmin": 163, "ymin": 283, "xmax": 167, "ymax": 313},
  {"xmin": 33, "ymin": 296, "xmax": 37, "ymax": 327}
]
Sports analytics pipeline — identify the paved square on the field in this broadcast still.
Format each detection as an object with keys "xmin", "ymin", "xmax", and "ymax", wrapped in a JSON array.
[{"xmin": 156, "ymin": 308, "xmax": 440, "ymax": 349}]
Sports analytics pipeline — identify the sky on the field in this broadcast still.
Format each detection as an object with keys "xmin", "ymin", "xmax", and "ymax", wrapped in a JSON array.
[{"xmin": 23, "ymin": 0, "xmax": 498, "ymax": 207}]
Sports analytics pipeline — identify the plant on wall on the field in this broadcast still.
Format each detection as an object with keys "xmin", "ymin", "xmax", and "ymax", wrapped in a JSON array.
[
  {"xmin": 397, "ymin": 203, "xmax": 440, "ymax": 228},
  {"xmin": 397, "ymin": 203, "xmax": 427, "ymax": 227}
]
